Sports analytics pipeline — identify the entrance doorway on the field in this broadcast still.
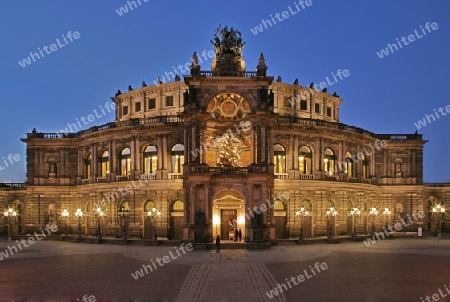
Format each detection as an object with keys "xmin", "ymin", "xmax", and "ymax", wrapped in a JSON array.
[
  {"xmin": 221, "ymin": 210, "xmax": 236, "ymax": 240},
  {"xmin": 212, "ymin": 189, "xmax": 246, "ymax": 241}
]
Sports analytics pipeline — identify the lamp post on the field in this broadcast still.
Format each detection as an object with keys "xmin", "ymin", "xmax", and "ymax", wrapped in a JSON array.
[
  {"xmin": 96, "ymin": 208, "xmax": 104, "ymax": 242},
  {"xmin": 61, "ymin": 209, "xmax": 69, "ymax": 239},
  {"xmin": 369, "ymin": 207, "xmax": 378, "ymax": 237},
  {"xmin": 350, "ymin": 207, "xmax": 360, "ymax": 240},
  {"xmin": 295, "ymin": 205, "xmax": 309, "ymax": 240},
  {"xmin": 383, "ymin": 208, "xmax": 391, "ymax": 230},
  {"xmin": 147, "ymin": 207, "xmax": 161, "ymax": 241},
  {"xmin": 326, "ymin": 207, "xmax": 338, "ymax": 239},
  {"xmin": 433, "ymin": 204, "xmax": 445, "ymax": 238},
  {"xmin": 4, "ymin": 208, "xmax": 17, "ymax": 242},
  {"xmin": 118, "ymin": 206, "xmax": 129, "ymax": 242},
  {"xmin": 75, "ymin": 208, "xmax": 83, "ymax": 241}
]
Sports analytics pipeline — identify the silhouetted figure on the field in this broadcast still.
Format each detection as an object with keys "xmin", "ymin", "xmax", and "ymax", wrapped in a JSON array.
[
  {"xmin": 234, "ymin": 228, "xmax": 238, "ymax": 242},
  {"xmin": 216, "ymin": 235, "xmax": 221, "ymax": 253},
  {"xmin": 238, "ymin": 229, "xmax": 242, "ymax": 241}
]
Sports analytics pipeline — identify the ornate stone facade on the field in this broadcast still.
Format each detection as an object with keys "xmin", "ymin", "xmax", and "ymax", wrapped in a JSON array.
[{"xmin": 1, "ymin": 27, "xmax": 449, "ymax": 241}]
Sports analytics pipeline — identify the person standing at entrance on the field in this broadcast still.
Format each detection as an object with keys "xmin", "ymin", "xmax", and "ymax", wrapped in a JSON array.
[
  {"xmin": 234, "ymin": 228, "xmax": 238, "ymax": 242},
  {"xmin": 238, "ymin": 229, "xmax": 242, "ymax": 241},
  {"xmin": 216, "ymin": 235, "xmax": 221, "ymax": 253}
]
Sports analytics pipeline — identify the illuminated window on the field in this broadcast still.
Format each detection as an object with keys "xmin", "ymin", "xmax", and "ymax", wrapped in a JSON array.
[
  {"xmin": 120, "ymin": 148, "xmax": 131, "ymax": 175},
  {"xmin": 144, "ymin": 145, "xmax": 157, "ymax": 174},
  {"xmin": 299, "ymin": 146, "xmax": 312, "ymax": 174},
  {"xmin": 362, "ymin": 155, "xmax": 369, "ymax": 179},
  {"xmin": 99, "ymin": 151, "xmax": 110, "ymax": 177},
  {"xmin": 84, "ymin": 154, "xmax": 92, "ymax": 179},
  {"xmin": 324, "ymin": 148, "xmax": 335, "ymax": 175},
  {"xmin": 171, "ymin": 144, "xmax": 184, "ymax": 173},
  {"xmin": 345, "ymin": 151, "xmax": 355, "ymax": 177},
  {"xmin": 274, "ymin": 144, "xmax": 286, "ymax": 173}
]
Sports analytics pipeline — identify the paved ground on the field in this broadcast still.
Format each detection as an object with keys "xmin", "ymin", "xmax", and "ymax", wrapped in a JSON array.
[{"xmin": 0, "ymin": 237, "xmax": 450, "ymax": 301}]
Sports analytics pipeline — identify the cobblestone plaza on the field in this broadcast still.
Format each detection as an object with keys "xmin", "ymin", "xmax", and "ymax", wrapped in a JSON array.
[{"xmin": 1, "ymin": 238, "xmax": 449, "ymax": 301}]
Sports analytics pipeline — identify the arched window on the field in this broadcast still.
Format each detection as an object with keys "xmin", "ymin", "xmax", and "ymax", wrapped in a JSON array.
[
  {"xmin": 273, "ymin": 144, "xmax": 286, "ymax": 173},
  {"xmin": 171, "ymin": 144, "xmax": 184, "ymax": 174},
  {"xmin": 144, "ymin": 200, "xmax": 156, "ymax": 212},
  {"xmin": 144, "ymin": 145, "xmax": 157, "ymax": 174},
  {"xmin": 274, "ymin": 200, "xmax": 285, "ymax": 211},
  {"xmin": 361, "ymin": 155, "xmax": 369, "ymax": 179},
  {"xmin": 324, "ymin": 148, "xmax": 335, "ymax": 175},
  {"xmin": 299, "ymin": 146, "xmax": 312, "ymax": 174},
  {"xmin": 84, "ymin": 154, "xmax": 92, "ymax": 179},
  {"xmin": 99, "ymin": 151, "xmax": 110, "ymax": 177},
  {"xmin": 345, "ymin": 151, "xmax": 355, "ymax": 177},
  {"xmin": 119, "ymin": 200, "xmax": 130, "ymax": 212},
  {"xmin": 120, "ymin": 148, "xmax": 131, "ymax": 175},
  {"xmin": 172, "ymin": 200, "xmax": 184, "ymax": 212}
]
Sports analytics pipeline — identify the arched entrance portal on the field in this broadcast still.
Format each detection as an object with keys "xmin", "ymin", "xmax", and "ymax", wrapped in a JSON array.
[{"xmin": 212, "ymin": 190, "xmax": 246, "ymax": 241}]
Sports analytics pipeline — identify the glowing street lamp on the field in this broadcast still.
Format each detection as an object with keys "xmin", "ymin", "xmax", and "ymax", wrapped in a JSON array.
[
  {"xmin": 383, "ymin": 208, "xmax": 391, "ymax": 230},
  {"xmin": 96, "ymin": 208, "xmax": 104, "ymax": 242},
  {"xmin": 147, "ymin": 207, "xmax": 161, "ymax": 241},
  {"xmin": 75, "ymin": 208, "xmax": 83, "ymax": 240},
  {"xmin": 61, "ymin": 209, "xmax": 69, "ymax": 239},
  {"xmin": 432, "ymin": 204, "xmax": 446, "ymax": 237},
  {"xmin": 326, "ymin": 207, "xmax": 338, "ymax": 239},
  {"xmin": 4, "ymin": 208, "xmax": 17, "ymax": 242},
  {"xmin": 350, "ymin": 207, "xmax": 360, "ymax": 240},
  {"xmin": 118, "ymin": 206, "xmax": 129, "ymax": 242},
  {"xmin": 295, "ymin": 205, "xmax": 309, "ymax": 240}
]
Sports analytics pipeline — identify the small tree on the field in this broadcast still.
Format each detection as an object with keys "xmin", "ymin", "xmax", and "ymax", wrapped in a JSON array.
[{"xmin": 216, "ymin": 133, "xmax": 241, "ymax": 167}]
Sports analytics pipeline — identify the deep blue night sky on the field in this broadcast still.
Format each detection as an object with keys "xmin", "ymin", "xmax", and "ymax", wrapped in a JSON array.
[{"xmin": 0, "ymin": 0, "xmax": 449, "ymax": 182}]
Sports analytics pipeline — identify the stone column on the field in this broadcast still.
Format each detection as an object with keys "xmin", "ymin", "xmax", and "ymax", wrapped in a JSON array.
[
  {"xmin": 294, "ymin": 135, "xmax": 299, "ymax": 171},
  {"xmin": 157, "ymin": 135, "xmax": 163, "ymax": 170},
  {"xmin": 201, "ymin": 125, "xmax": 206, "ymax": 165},
  {"xmin": 110, "ymin": 140, "xmax": 115, "ymax": 180},
  {"xmin": 77, "ymin": 148, "xmax": 82, "ymax": 178},
  {"xmin": 184, "ymin": 126, "xmax": 188, "ymax": 164},
  {"xmin": 135, "ymin": 137, "xmax": 140, "ymax": 174},
  {"xmin": 268, "ymin": 126, "xmax": 274, "ymax": 164},
  {"xmin": 162, "ymin": 134, "xmax": 168, "ymax": 170}
]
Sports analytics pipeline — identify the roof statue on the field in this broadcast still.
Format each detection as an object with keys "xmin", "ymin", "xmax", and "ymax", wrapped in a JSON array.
[{"xmin": 210, "ymin": 25, "xmax": 246, "ymax": 58}]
